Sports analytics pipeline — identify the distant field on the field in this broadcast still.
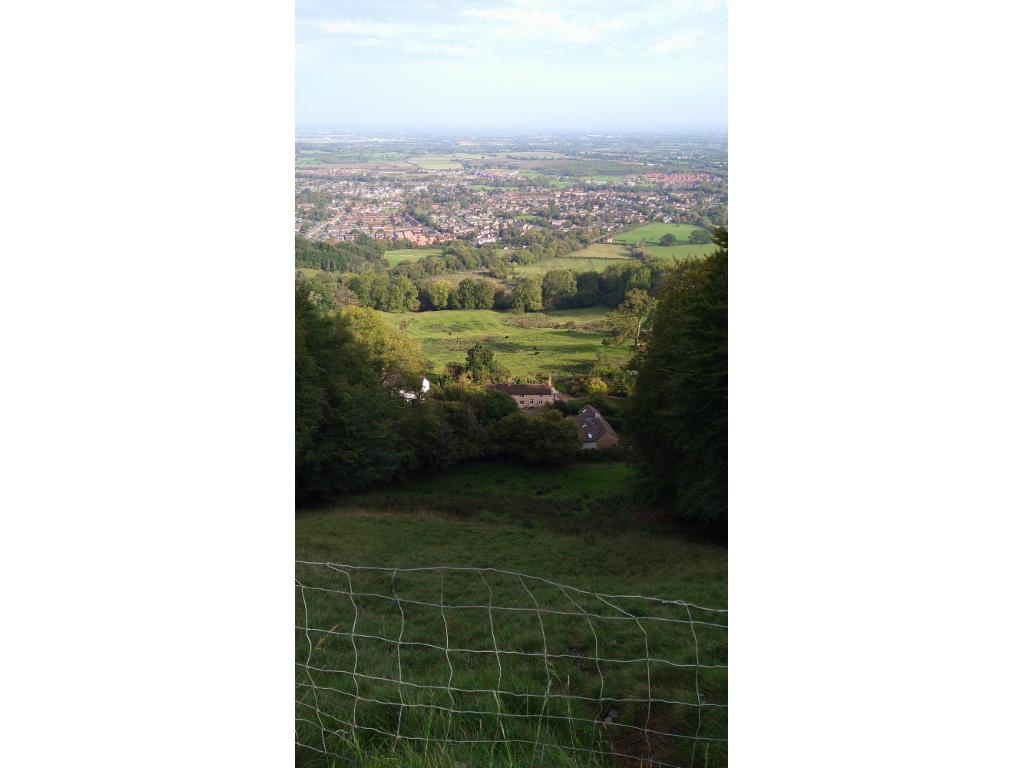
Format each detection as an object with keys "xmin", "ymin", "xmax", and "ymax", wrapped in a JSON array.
[
  {"xmin": 515, "ymin": 256, "xmax": 630, "ymax": 276},
  {"xmin": 613, "ymin": 222, "xmax": 708, "ymax": 244},
  {"xmin": 425, "ymin": 269, "xmax": 507, "ymax": 288},
  {"xmin": 514, "ymin": 243, "xmax": 637, "ymax": 276},
  {"xmin": 572, "ymin": 243, "xmax": 634, "ymax": 259},
  {"xmin": 613, "ymin": 223, "xmax": 718, "ymax": 261},
  {"xmin": 382, "ymin": 307, "xmax": 629, "ymax": 380},
  {"xmin": 646, "ymin": 242, "xmax": 718, "ymax": 260},
  {"xmin": 384, "ymin": 248, "xmax": 442, "ymax": 267},
  {"xmin": 409, "ymin": 155, "xmax": 462, "ymax": 170}
]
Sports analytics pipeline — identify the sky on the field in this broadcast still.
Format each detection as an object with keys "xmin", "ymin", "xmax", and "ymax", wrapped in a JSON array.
[{"xmin": 296, "ymin": 0, "xmax": 727, "ymax": 133}]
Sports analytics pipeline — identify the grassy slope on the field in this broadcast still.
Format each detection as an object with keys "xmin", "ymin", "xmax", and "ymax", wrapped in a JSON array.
[
  {"xmin": 645, "ymin": 242, "xmax": 718, "ymax": 261},
  {"xmin": 296, "ymin": 460, "xmax": 727, "ymax": 768},
  {"xmin": 384, "ymin": 248, "xmax": 443, "ymax": 267},
  {"xmin": 515, "ymin": 256, "xmax": 630, "ymax": 276},
  {"xmin": 512, "ymin": 243, "xmax": 637, "ymax": 277},
  {"xmin": 381, "ymin": 307, "xmax": 629, "ymax": 380},
  {"xmin": 613, "ymin": 224, "xmax": 718, "ymax": 262}
]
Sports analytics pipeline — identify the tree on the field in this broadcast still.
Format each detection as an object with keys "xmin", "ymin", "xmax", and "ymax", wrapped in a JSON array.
[
  {"xmin": 423, "ymin": 280, "xmax": 453, "ymax": 311},
  {"xmin": 605, "ymin": 289, "xmax": 656, "ymax": 349},
  {"xmin": 511, "ymin": 276, "xmax": 543, "ymax": 312},
  {"xmin": 456, "ymin": 278, "xmax": 497, "ymax": 310},
  {"xmin": 490, "ymin": 409, "xmax": 579, "ymax": 464},
  {"xmin": 688, "ymin": 228, "xmax": 712, "ymax": 244},
  {"xmin": 296, "ymin": 274, "xmax": 357, "ymax": 313},
  {"xmin": 542, "ymin": 269, "xmax": 577, "ymax": 309},
  {"xmin": 295, "ymin": 291, "xmax": 425, "ymax": 503},
  {"xmin": 627, "ymin": 228, "xmax": 727, "ymax": 530},
  {"xmin": 659, "ymin": 233, "xmax": 678, "ymax": 246},
  {"xmin": 384, "ymin": 275, "xmax": 420, "ymax": 312},
  {"xmin": 340, "ymin": 306, "xmax": 427, "ymax": 389},
  {"xmin": 465, "ymin": 342, "xmax": 509, "ymax": 384}
]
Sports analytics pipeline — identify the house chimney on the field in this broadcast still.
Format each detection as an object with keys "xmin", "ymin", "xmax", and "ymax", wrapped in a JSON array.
[{"xmin": 547, "ymin": 375, "xmax": 553, "ymax": 388}]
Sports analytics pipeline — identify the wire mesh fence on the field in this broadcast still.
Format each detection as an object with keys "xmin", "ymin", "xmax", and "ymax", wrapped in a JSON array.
[{"xmin": 296, "ymin": 562, "xmax": 727, "ymax": 767}]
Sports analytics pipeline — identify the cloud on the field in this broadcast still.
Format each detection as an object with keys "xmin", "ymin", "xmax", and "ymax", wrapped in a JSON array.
[
  {"xmin": 651, "ymin": 31, "xmax": 701, "ymax": 53},
  {"xmin": 462, "ymin": 6, "xmax": 613, "ymax": 45},
  {"xmin": 318, "ymin": 17, "xmax": 476, "ymax": 55},
  {"xmin": 319, "ymin": 20, "xmax": 411, "ymax": 38}
]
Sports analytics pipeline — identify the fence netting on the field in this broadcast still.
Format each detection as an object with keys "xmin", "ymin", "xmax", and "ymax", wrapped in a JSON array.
[{"xmin": 296, "ymin": 562, "xmax": 727, "ymax": 767}]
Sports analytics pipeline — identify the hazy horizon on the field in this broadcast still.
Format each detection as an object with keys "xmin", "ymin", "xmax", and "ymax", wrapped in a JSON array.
[{"xmin": 297, "ymin": 0, "xmax": 727, "ymax": 131}]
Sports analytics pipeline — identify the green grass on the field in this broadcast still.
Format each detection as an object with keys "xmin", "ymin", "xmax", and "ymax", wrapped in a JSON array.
[
  {"xmin": 573, "ymin": 243, "xmax": 634, "ymax": 259},
  {"xmin": 611, "ymin": 224, "xmax": 718, "ymax": 262},
  {"xmin": 385, "ymin": 248, "xmax": 442, "ymax": 267},
  {"xmin": 296, "ymin": 460, "xmax": 727, "ymax": 767},
  {"xmin": 297, "ymin": 267, "xmax": 334, "ymax": 280},
  {"xmin": 382, "ymin": 307, "xmax": 629, "ymax": 380},
  {"xmin": 645, "ymin": 242, "xmax": 719, "ymax": 261},
  {"xmin": 613, "ymin": 223, "xmax": 708, "ymax": 245},
  {"xmin": 513, "ymin": 243, "xmax": 636, "ymax": 277},
  {"xmin": 515, "ymin": 256, "xmax": 631, "ymax": 276}
]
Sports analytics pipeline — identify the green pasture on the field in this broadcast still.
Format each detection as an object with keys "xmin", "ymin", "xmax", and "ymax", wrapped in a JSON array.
[
  {"xmin": 613, "ymin": 223, "xmax": 708, "ymax": 245},
  {"xmin": 513, "ymin": 244, "xmax": 637, "ymax": 277},
  {"xmin": 382, "ymin": 307, "xmax": 629, "ymax": 380},
  {"xmin": 296, "ymin": 460, "xmax": 728, "ymax": 767},
  {"xmin": 515, "ymin": 256, "xmax": 631, "ymax": 277},
  {"xmin": 385, "ymin": 248, "xmax": 442, "ymax": 267},
  {"xmin": 646, "ymin": 242, "xmax": 718, "ymax": 261}
]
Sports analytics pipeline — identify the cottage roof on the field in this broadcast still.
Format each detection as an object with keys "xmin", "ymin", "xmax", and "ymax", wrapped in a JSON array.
[{"xmin": 576, "ymin": 405, "xmax": 617, "ymax": 443}]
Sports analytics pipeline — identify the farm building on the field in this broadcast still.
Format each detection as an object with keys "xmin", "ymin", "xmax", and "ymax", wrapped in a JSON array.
[
  {"xmin": 486, "ymin": 383, "xmax": 555, "ymax": 409},
  {"xmin": 576, "ymin": 405, "xmax": 619, "ymax": 450}
]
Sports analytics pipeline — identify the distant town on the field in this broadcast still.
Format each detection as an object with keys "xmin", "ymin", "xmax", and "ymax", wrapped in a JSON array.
[{"xmin": 295, "ymin": 133, "xmax": 727, "ymax": 246}]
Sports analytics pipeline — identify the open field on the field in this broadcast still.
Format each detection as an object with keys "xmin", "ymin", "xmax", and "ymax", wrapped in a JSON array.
[
  {"xmin": 571, "ymin": 243, "xmax": 633, "ymax": 260},
  {"xmin": 515, "ymin": 255, "xmax": 633, "ymax": 276},
  {"xmin": 296, "ymin": 460, "xmax": 728, "ymax": 767},
  {"xmin": 613, "ymin": 223, "xmax": 708, "ymax": 245},
  {"xmin": 513, "ymin": 243, "xmax": 637, "ymax": 277},
  {"xmin": 382, "ymin": 307, "xmax": 629, "ymax": 380},
  {"xmin": 645, "ymin": 242, "xmax": 718, "ymax": 261},
  {"xmin": 385, "ymin": 248, "xmax": 442, "ymax": 267},
  {"xmin": 611, "ymin": 224, "xmax": 718, "ymax": 262},
  {"xmin": 410, "ymin": 155, "xmax": 463, "ymax": 170},
  {"xmin": 424, "ymin": 270, "xmax": 508, "ymax": 289},
  {"xmin": 296, "ymin": 267, "xmax": 333, "ymax": 280}
]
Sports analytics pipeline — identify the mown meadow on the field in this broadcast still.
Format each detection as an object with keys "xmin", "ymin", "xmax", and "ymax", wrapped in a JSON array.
[
  {"xmin": 381, "ymin": 307, "xmax": 631, "ymax": 381},
  {"xmin": 613, "ymin": 224, "xmax": 718, "ymax": 261}
]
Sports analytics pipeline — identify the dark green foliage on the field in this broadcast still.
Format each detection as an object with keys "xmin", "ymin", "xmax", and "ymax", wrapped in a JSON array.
[
  {"xmin": 294, "ymin": 235, "xmax": 390, "ymax": 273},
  {"xmin": 511, "ymin": 276, "xmax": 544, "ymax": 312},
  {"xmin": 465, "ymin": 342, "xmax": 510, "ymax": 384},
  {"xmin": 541, "ymin": 269, "xmax": 577, "ymax": 309},
  {"xmin": 295, "ymin": 291, "xmax": 427, "ymax": 503},
  {"xmin": 628, "ymin": 228, "xmax": 727, "ymax": 530},
  {"xmin": 454, "ymin": 278, "xmax": 497, "ymax": 310},
  {"xmin": 659, "ymin": 233, "xmax": 678, "ymax": 246},
  {"xmin": 490, "ymin": 409, "xmax": 580, "ymax": 464},
  {"xmin": 346, "ymin": 272, "xmax": 420, "ymax": 312},
  {"xmin": 688, "ymin": 229, "xmax": 713, "ymax": 244},
  {"xmin": 295, "ymin": 273, "xmax": 356, "ymax": 313}
]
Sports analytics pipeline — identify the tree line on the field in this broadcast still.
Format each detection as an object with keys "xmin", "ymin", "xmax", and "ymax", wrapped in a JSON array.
[{"xmin": 297, "ymin": 259, "xmax": 672, "ymax": 315}]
